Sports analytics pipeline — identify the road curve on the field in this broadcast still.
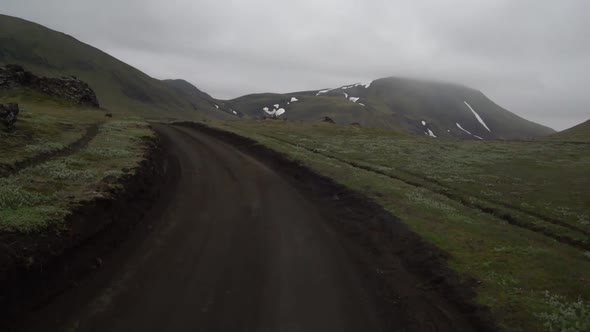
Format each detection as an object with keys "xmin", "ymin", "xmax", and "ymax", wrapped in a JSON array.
[
  {"xmin": 18, "ymin": 124, "xmax": 385, "ymax": 331},
  {"xmin": 15, "ymin": 124, "xmax": 492, "ymax": 332}
]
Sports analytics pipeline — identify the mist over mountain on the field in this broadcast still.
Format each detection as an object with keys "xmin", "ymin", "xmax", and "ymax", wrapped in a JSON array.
[{"xmin": 0, "ymin": 14, "xmax": 556, "ymax": 139}]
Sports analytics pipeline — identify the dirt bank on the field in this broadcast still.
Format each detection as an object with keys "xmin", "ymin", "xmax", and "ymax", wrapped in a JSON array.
[
  {"xmin": 0, "ymin": 132, "xmax": 170, "ymax": 328},
  {"xmin": 8, "ymin": 123, "xmax": 498, "ymax": 331},
  {"xmin": 174, "ymin": 121, "xmax": 499, "ymax": 331}
]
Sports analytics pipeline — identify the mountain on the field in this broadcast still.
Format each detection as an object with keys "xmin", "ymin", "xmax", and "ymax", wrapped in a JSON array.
[
  {"xmin": 546, "ymin": 119, "xmax": 590, "ymax": 141},
  {"xmin": 161, "ymin": 79, "xmax": 240, "ymax": 118},
  {"xmin": 1, "ymin": 14, "xmax": 554, "ymax": 139},
  {"xmin": 0, "ymin": 14, "xmax": 235, "ymax": 120},
  {"xmin": 229, "ymin": 77, "xmax": 555, "ymax": 139}
]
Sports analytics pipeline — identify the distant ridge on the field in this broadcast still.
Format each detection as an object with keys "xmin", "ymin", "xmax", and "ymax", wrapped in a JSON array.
[
  {"xmin": 0, "ymin": 14, "xmax": 555, "ymax": 139},
  {"xmin": 228, "ymin": 77, "xmax": 555, "ymax": 139},
  {"xmin": 546, "ymin": 119, "xmax": 590, "ymax": 141}
]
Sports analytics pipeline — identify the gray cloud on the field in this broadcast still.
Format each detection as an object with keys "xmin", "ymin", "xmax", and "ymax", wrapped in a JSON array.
[{"xmin": 3, "ymin": 0, "xmax": 589, "ymax": 129}]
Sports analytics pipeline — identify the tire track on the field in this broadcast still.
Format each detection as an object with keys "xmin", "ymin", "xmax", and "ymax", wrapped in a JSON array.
[
  {"xmin": 260, "ymin": 134, "xmax": 590, "ymax": 251},
  {"xmin": 0, "ymin": 124, "xmax": 100, "ymax": 178}
]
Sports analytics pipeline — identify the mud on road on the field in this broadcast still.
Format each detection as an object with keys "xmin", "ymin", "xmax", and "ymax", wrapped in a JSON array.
[{"xmin": 12, "ymin": 123, "xmax": 497, "ymax": 332}]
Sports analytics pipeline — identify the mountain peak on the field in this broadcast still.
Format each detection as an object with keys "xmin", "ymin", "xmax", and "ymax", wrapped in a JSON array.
[{"xmin": 229, "ymin": 76, "xmax": 554, "ymax": 139}]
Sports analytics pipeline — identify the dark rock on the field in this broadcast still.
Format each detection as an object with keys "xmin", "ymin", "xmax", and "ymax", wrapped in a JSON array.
[
  {"xmin": 105, "ymin": 113, "xmax": 113, "ymax": 118},
  {"xmin": 321, "ymin": 116, "xmax": 335, "ymax": 124},
  {"xmin": 0, "ymin": 103, "xmax": 20, "ymax": 130},
  {"xmin": 0, "ymin": 65, "xmax": 99, "ymax": 107}
]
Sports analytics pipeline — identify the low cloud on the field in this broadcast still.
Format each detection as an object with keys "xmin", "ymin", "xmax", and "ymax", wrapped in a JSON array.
[{"xmin": 3, "ymin": 0, "xmax": 588, "ymax": 129}]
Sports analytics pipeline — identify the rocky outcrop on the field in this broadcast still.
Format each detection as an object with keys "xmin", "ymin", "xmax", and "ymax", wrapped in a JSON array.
[
  {"xmin": 0, "ymin": 65, "xmax": 99, "ymax": 107},
  {"xmin": 321, "ymin": 116, "xmax": 335, "ymax": 124},
  {"xmin": 0, "ymin": 103, "xmax": 19, "ymax": 130}
]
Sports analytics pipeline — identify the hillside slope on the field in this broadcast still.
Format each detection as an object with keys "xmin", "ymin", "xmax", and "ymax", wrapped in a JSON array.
[
  {"xmin": 0, "ymin": 14, "xmax": 234, "ymax": 120},
  {"xmin": 1, "ymin": 14, "xmax": 554, "ymax": 139},
  {"xmin": 230, "ymin": 77, "xmax": 555, "ymax": 140},
  {"xmin": 161, "ymin": 79, "xmax": 239, "ymax": 118},
  {"xmin": 546, "ymin": 119, "xmax": 590, "ymax": 141}
]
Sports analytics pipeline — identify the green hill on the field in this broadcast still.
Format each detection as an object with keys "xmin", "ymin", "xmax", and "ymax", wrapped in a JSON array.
[
  {"xmin": 0, "ymin": 14, "xmax": 234, "ymax": 120},
  {"xmin": 546, "ymin": 119, "xmax": 590, "ymax": 141},
  {"xmin": 229, "ymin": 77, "xmax": 555, "ymax": 140},
  {"xmin": 1, "ymin": 14, "xmax": 555, "ymax": 139}
]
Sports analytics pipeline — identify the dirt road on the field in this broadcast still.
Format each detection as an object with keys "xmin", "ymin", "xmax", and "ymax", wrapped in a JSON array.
[{"xmin": 15, "ymin": 124, "xmax": 492, "ymax": 331}]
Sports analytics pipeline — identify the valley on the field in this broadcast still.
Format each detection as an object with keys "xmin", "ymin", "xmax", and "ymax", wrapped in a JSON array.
[{"xmin": 1, "ymin": 11, "xmax": 589, "ymax": 332}]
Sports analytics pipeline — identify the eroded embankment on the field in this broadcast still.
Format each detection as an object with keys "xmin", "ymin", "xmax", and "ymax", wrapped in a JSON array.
[
  {"xmin": 0, "ymin": 132, "xmax": 172, "ymax": 327},
  {"xmin": 174, "ymin": 121, "xmax": 499, "ymax": 332}
]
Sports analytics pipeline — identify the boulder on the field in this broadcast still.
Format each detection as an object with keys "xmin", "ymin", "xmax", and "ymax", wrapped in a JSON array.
[{"xmin": 0, "ymin": 103, "xmax": 20, "ymax": 130}]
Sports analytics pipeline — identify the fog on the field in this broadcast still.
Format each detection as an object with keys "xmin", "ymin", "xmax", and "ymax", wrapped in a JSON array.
[{"xmin": 3, "ymin": 0, "xmax": 589, "ymax": 129}]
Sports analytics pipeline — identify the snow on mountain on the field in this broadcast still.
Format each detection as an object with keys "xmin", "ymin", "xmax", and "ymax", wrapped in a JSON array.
[
  {"xmin": 464, "ymin": 101, "xmax": 491, "ymax": 132},
  {"xmin": 456, "ymin": 123, "xmax": 483, "ymax": 140}
]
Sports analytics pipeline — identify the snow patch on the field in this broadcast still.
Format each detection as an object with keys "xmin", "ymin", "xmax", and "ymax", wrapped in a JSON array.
[
  {"xmin": 353, "ymin": 81, "xmax": 373, "ymax": 88},
  {"xmin": 464, "ymin": 101, "xmax": 491, "ymax": 132},
  {"xmin": 358, "ymin": 103, "xmax": 366, "ymax": 107},
  {"xmin": 276, "ymin": 108, "xmax": 286, "ymax": 116},
  {"xmin": 426, "ymin": 129, "xmax": 437, "ymax": 138},
  {"xmin": 290, "ymin": 97, "xmax": 299, "ymax": 102},
  {"xmin": 456, "ymin": 123, "xmax": 483, "ymax": 140},
  {"xmin": 215, "ymin": 105, "xmax": 219, "ymax": 109},
  {"xmin": 343, "ymin": 92, "xmax": 348, "ymax": 99},
  {"xmin": 232, "ymin": 110, "xmax": 237, "ymax": 115},
  {"xmin": 456, "ymin": 123, "xmax": 472, "ymax": 135},
  {"xmin": 316, "ymin": 89, "xmax": 332, "ymax": 96},
  {"xmin": 349, "ymin": 97, "xmax": 360, "ymax": 103},
  {"xmin": 274, "ymin": 104, "xmax": 280, "ymax": 109},
  {"xmin": 421, "ymin": 121, "xmax": 426, "ymax": 126},
  {"xmin": 263, "ymin": 107, "xmax": 269, "ymax": 112}
]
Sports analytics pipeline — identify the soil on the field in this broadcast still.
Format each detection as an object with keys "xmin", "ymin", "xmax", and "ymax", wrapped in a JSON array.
[
  {"xmin": 3, "ymin": 123, "xmax": 498, "ymax": 331},
  {"xmin": 0, "ymin": 135, "xmax": 167, "ymax": 329}
]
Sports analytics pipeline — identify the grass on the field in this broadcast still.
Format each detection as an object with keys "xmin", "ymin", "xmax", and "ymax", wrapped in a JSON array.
[
  {"xmin": 546, "ymin": 120, "xmax": 590, "ymax": 142},
  {"xmin": 0, "ymin": 120, "xmax": 153, "ymax": 232},
  {"xmin": 535, "ymin": 291, "xmax": 590, "ymax": 332},
  {"xmin": 211, "ymin": 119, "xmax": 590, "ymax": 331},
  {"xmin": 0, "ymin": 88, "xmax": 153, "ymax": 232},
  {"xmin": 0, "ymin": 88, "xmax": 104, "ymax": 168}
]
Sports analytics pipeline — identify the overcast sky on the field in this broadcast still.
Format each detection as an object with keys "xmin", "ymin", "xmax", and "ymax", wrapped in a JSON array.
[{"xmin": 3, "ymin": 0, "xmax": 589, "ymax": 129}]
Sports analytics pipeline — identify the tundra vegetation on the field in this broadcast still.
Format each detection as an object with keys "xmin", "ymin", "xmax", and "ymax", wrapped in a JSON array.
[
  {"xmin": 0, "ymin": 88, "xmax": 153, "ymax": 232},
  {"xmin": 213, "ymin": 119, "xmax": 590, "ymax": 332}
]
